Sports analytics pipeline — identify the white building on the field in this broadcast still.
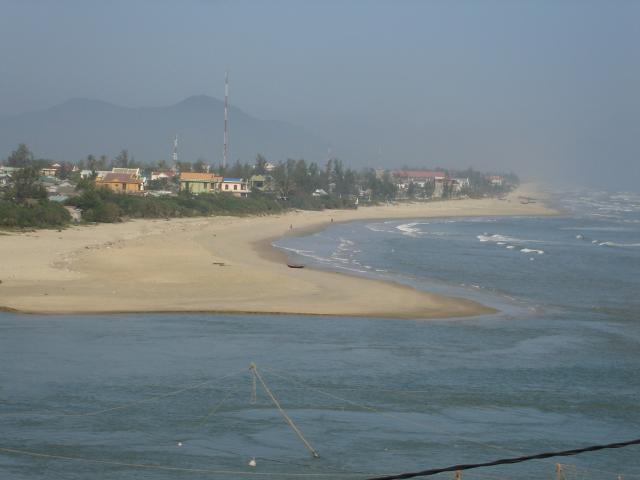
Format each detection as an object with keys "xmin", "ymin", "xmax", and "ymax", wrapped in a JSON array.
[{"xmin": 221, "ymin": 178, "xmax": 250, "ymax": 197}]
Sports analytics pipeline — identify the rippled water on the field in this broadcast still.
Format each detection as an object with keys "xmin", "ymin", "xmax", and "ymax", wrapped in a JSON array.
[{"xmin": 1, "ymin": 189, "xmax": 639, "ymax": 479}]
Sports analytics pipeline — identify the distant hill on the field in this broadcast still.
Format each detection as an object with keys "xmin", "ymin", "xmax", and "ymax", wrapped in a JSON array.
[{"xmin": 0, "ymin": 95, "xmax": 331, "ymax": 165}]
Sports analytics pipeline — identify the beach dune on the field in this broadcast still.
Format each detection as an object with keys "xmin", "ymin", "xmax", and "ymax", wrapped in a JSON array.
[{"xmin": 0, "ymin": 185, "xmax": 555, "ymax": 318}]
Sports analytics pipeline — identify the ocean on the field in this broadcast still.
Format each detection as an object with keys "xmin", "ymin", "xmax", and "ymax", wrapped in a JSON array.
[{"xmin": 1, "ymin": 189, "xmax": 639, "ymax": 479}]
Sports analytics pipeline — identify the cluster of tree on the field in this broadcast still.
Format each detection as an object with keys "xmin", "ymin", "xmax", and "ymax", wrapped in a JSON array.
[
  {"xmin": 452, "ymin": 168, "xmax": 519, "ymax": 198},
  {"xmin": 144, "ymin": 154, "xmax": 397, "ymax": 206},
  {"xmin": 5, "ymin": 143, "xmax": 73, "ymax": 180},
  {"xmin": 399, "ymin": 166, "xmax": 519, "ymax": 200},
  {"xmin": 74, "ymin": 150, "xmax": 138, "ymax": 171},
  {"xmin": 0, "ymin": 145, "xmax": 70, "ymax": 228},
  {"xmin": 76, "ymin": 150, "xmax": 208, "ymax": 175},
  {"xmin": 221, "ymin": 155, "xmax": 397, "ymax": 205},
  {"xmin": 68, "ymin": 183, "xmax": 285, "ymax": 223},
  {"xmin": 405, "ymin": 180, "xmax": 436, "ymax": 199}
]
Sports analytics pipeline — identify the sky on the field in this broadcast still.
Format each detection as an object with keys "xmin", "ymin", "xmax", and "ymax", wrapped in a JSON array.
[{"xmin": 1, "ymin": 0, "xmax": 638, "ymax": 189}]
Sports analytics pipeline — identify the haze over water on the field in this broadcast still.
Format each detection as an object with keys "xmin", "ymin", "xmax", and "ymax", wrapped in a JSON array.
[{"xmin": 1, "ymin": 189, "xmax": 639, "ymax": 479}]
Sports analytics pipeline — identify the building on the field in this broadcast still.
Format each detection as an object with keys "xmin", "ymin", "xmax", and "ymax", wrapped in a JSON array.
[
  {"xmin": 488, "ymin": 175, "xmax": 504, "ymax": 187},
  {"xmin": 0, "ymin": 166, "xmax": 20, "ymax": 175},
  {"xmin": 151, "ymin": 170, "xmax": 177, "ymax": 181},
  {"xmin": 40, "ymin": 164, "xmax": 60, "ymax": 177},
  {"xmin": 177, "ymin": 173, "xmax": 250, "ymax": 197},
  {"xmin": 95, "ymin": 172, "xmax": 143, "ymax": 193},
  {"xmin": 249, "ymin": 174, "xmax": 274, "ymax": 192},
  {"xmin": 0, "ymin": 172, "xmax": 10, "ymax": 187},
  {"xmin": 112, "ymin": 167, "xmax": 141, "ymax": 177},
  {"xmin": 0, "ymin": 166, "xmax": 20, "ymax": 188},
  {"xmin": 357, "ymin": 188, "xmax": 372, "ymax": 201},
  {"xmin": 392, "ymin": 170, "xmax": 447, "ymax": 184},
  {"xmin": 178, "ymin": 172, "xmax": 223, "ymax": 194},
  {"xmin": 451, "ymin": 177, "xmax": 470, "ymax": 194},
  {"xmin": 392, "ymin": 170, "xmax": 448, "ymax": 197},
  {"xmin": 221, "ymin": 178, "xmax": 249, "ymax": 197}
]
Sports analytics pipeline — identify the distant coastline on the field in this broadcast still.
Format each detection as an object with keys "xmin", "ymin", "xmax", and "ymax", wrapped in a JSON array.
[{"xmin": 0, "ymin": 184, "xmax": 557, "ymax": 318}]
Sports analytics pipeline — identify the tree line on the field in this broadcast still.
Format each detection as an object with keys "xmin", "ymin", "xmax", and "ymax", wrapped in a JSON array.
[
  {"xmin": 73, "ymin": 149, "xmax": 399, "ymax": 205},
  {"xmin": 1, "ymin": 143, "xmax": 518, "ymax": 228}
]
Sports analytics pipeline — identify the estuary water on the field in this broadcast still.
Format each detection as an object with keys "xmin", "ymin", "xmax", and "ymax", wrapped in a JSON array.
[{"xmin": 1, "ymin": 189, "xmax": 639, "ymax": 479}]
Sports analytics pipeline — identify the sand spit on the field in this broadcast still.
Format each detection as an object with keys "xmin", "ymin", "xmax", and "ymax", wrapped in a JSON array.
[{"xmin": 0, "ymin": 185, "xmax": 555, "ymax": 319}]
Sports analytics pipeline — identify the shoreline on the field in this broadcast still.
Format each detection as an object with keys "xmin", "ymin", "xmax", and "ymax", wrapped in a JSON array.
[{"xmin": 0, "ymin": 184, "xmax": 557, "ymax": 319}]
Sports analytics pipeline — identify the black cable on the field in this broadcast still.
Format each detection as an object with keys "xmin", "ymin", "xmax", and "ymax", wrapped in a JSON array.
[{"xmin": 365, "ymin": 438, "xmax": 640, "ymax": 480}]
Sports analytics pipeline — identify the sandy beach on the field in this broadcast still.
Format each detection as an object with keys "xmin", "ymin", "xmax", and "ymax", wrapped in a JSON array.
[{"xmin": 0, "ymin": 185, "xmax": 556, "ymax": 318}]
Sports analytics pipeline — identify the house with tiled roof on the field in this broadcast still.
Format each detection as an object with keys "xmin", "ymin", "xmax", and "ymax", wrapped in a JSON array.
[
  {"xmin": 178, "ymin": 172, "xmax": 223, "ymax": 194},
  {"xmin": 95, "ymin": 172, "xmax": 143, "ymax": 193},
  {"xmin": 112, "ymin": 167, "xmax": 141, "ymax": 177}
]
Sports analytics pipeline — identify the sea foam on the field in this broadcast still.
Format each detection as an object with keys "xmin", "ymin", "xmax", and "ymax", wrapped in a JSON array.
[
  {"xmin": 520, "ymin": 248, "xmax": 544, "ymax": 254},
  {"xmin": 598, "ymin": 241, "xmax": 640, "ymax": 248},
  {"xmin": 396, "ymin": 222, "xmax": 430, "ymax": 237}
]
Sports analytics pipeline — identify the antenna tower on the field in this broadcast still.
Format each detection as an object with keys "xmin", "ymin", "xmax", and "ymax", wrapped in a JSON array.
[
  {"xmin": 223, "ymin": 71, "xmax": 229, "ymax": 169},
  {"xmin": 172, "ymin": 134, "xmax": 178, "ymax": 165}
]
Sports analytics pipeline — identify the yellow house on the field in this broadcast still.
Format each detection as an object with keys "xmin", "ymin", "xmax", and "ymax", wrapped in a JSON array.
[
  {"xmin": 179, "ymin": 172, "xmax": 223, "ymax": 193},
  {"xmin": 95, "ymin": 172, "xmax": 143, "ymax": 193}
]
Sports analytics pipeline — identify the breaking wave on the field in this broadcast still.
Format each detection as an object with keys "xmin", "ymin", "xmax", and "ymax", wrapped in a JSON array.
[
  {"xmin": 477, "ymin": 233, "xmax": 544, "ymax": 244},
  {"xmin": 520, "ymin": 248, "xmax": 544, "ymax": 254},
  {"xmin": 366, "ymin": 222, "xmax": 390, "ymax": 233},
  {"xmin": 598, "ymin": 241, "xmax": 640, "ymax": 248},
  {"xmin": 395, "ymin": 222, "xmax": 432, "ymax": 237},
  {"xmin": 478, "ymin": 233, "xmax": 545, "ymax": 255},
  {"xmin": 396, "ymin": 222, "xmax": 423, "ymax": 237}
]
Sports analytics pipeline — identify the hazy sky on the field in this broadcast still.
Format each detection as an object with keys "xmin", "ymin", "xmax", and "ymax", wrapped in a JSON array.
[{"xmin": 1, "ymin": 0, "xmax": 638, "ymax": 189}]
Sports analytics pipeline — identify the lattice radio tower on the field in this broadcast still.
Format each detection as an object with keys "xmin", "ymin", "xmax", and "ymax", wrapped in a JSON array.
[
  {"xmin": 172, "ymin": 134, "xmax": 178, "ymax": 166},
  {"xmin": 223, "ymin": 71, "xmax": 229, "ymax": 169}
]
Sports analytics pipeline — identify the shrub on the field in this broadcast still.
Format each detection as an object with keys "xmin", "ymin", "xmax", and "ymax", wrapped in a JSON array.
[{"xmin": 0, "ymin": 200, "xmax": 71, "ymax": 228}]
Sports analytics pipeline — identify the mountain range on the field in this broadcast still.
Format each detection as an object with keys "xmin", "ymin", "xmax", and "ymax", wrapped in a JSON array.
[{"xmin": 0, "ymin": 95, "xmax": 331, "ymax": 165}]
